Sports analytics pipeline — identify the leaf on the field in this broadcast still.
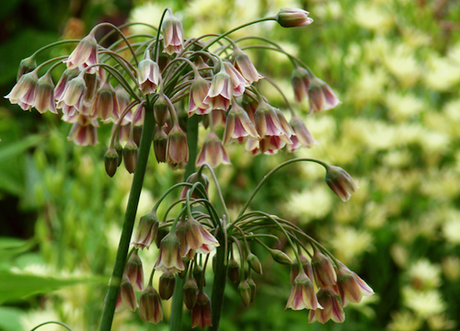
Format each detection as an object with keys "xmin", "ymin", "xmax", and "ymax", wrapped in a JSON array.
[
  {"xmin": 0, "ymin": 270, "xmax": 106, "ymax": 304},
  {"xmin": 0, "ymin": 307, "xmax": 23, "ymax": 331}
]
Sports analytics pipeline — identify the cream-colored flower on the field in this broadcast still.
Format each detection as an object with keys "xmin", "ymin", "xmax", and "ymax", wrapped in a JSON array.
[
  {"xmin": 384, "ymin": 44, "xmax": 420, "ymax": 86},
  {"xmin": 354, "ymin": 2, "xmax": 394, "ymax": 33},
  {"xmin": 386, "ymin": 92, "xmax": 424, "ymax": 122},
  {"xmin": 347, "ymin": 67, "xmax": 389, "ymax": 106},
  {"xmin": 402, "ymin": 287, "xmax": 446, "ymax": 318},
  {"xmin": 443, "ymin": 218, "xmax": 460, "ymax": 245},
  {"xmin": 423, "ymin": 54, "xmax": 460, "ymax": 91},
  {"xmin": 327, "ymin": 226, "xmax": 373, "ymax": 264},
  {"xmin": 388, "ymin": 311, "xmax": 423, "ymax": 331},
  {"xmin": 284, "ymin": 185, "xmax": 333, "ymax": 223},
  {"xmin": 407, "ymin": 259, "xmax": 442, "ymax": 290}
]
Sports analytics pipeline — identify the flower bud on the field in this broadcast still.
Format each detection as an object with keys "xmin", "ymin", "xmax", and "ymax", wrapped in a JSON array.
[
  {"xmin": 271, "ymin": 249, "xmax": 292, "ymax": 265},
  {"xmin": 34, "ymin": 74, "xmax": 57, "ymax": 114},
  {"xmin": 114, "ymin": 140, "xmax": 123, "ymax": 166},
  {"xmin": 192, "ymin": 292, "xmax": 213, "ymax": 328},
  {"xmin": 126, "ymin": 250, "xmax": 144, "ymax": 291},
  {"xmin": 325, "ymin": 166, "xmax": 358, "ymax": 202},
  {"xmin": 155, "ymin": 225, "xmax": 168, "ymax": 249},
  {"xmin": 238, "ymin": 280, "xmax": 251, "ymax": 307},
  {"xmin": 180, "ymin": 172, "xmax": 210, "ymax": 200},
  {"xmin": 120, "ymin": 277, "xmax": 137, "ymax": 311},
  {"xmin": 133, "ymin": 211, "xmax": 159, "ymax": 249},
  {"xmin": 247, "ymin": 277, "xmax": 257, "ymax": 303},
  {"xmin": 227, "ymin": 258, "xmax": 240, "ymax": 283},
  {"xmin": 311, "ymin": 250, "xmax": 337, "ymax": 288},
  {"xmin": 154, "ymin": 94, "xmax": 170, "ymax": 126},
  {"xmin": 139, "ymin": 285, "xmax": 163, "ymax": 323},
  {"xmin": 308, "ymin": 77, "xmax": 341, "ymax": 113},
  {"xmin": 153, "ymin": 126, "xmax": 168, "ymax": 163},
  {"xmin": 17, "ymin": 56, "xmax": 37, "ymax": 80},
  {"xmin": 276, "ymin": 7, "xmax": 314, "ymax": 28},
  {"xmin": 247, "ymin": 253, "xmax": 263, "ymax": 275},
  {"xmin": 183, "ymin": 278, "xmax": 199, "ymax": 309},
  {"xmin": 123, "ymin": 139, "xmax": 138, "ymax": 174},
  {"xmin": 104, "ymin": 147, "xmax": 119, "ymax": 177},
  {"xmin": 166, "ymin": 124, "xmax": 189, "ymax": 169},
  {"xmin": 159, "ymin": 270, "xmax": 176, "ymax": 300}
]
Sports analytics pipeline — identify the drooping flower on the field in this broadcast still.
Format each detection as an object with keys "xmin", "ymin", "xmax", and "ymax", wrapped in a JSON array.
[
  {"xmin": 183, "ymin": 277, "xmax": 199, "ymax": 310},
  {"xmin": 223, "ymin": 102, "xmax": 259, "ymax": 144},
  {"xmin": 180, "ymin": 172, "xmax": 210, "ymax": 201},
  {"xmin": 192, "ymin": 292, "xmax": 213, "ymax": 329},
  {"xmin": 311, "ymin": 249, "xmax": 337, "ymax": 288},
  {"xmin": 162, "ymin": 13, "xmax": 184, "ymax": 55},
  {"xmin": 203, "ymin": 70, "xmax": 232, "ymax": 110},
  {"xmin": 154, "ymin": 232, "xmax": 185, "ymax": 274},
  {"xmin": 285, "ymin": 270, "xmax": 321, "ymax": 310},
  {"xmin": 232, "ymin": 47, "xmax": 263, "ymax": 84},
  {"xmin": 126, "ymin": 250, "xmax": 144, "ymax": 291},
  {"xmin": 238, "ymin": 280, "xmax": 252, "ymax": 307},
  {"xmin": 153, "ymin": 126, "xmax": 168, "ymax": 163},
  {"xmin": 290, "ymin": 255, "xmax": 314, "ymax": 284},
  {"xmin": 308, "ymin": 77, "xmax": 341, "ymax": 113},
  {"xmin": 166, "ymin": 124, "xmax": 189, "ymax": 169},
  {"xmin": 58, "ymin": 73, "xmax": 87, "ymax": 112},
  {"xmin": 188, "ymin": 76, "xmax": 211, "ymax": 116},
  {"xmin": 254, "ymin": 100, "xmax": 292, "ymax": 144},
  {"xmin": 276, "ymin": 7, "xmax": 314, "ymax": 28},
  {"xmin": 291, "ymin": 66, "xmax": 311, "ymax": 103},
  {"xmin": 287, "ymin": 116, "xmax": 317, "ymax": 152},
  {"xmin": 64, "ymin": 32, "xmax": 99, "ymax": 70},
  {"xmin": 132, "ymin": 211, "xmax": 159, "ymax": 249},
  {"xmin": 196, "ymin": 132, "xmax": 231, "ymax": 167},
  {"xmin": 34, "ymin": 73, "xmax": 57, "ymax": 114},
  {"xmin": 336, "ymin": 263, "xmax": 374, "ymax": 307},
  {"xmin": 325, "ymin": 165, "xmax": 359, "ymax": 202},
  {"xmin": 223, "ymin": 61, "xmax": 249, "ymax": 97},
  {"xmin": 137, "ymin": 54, "xmax": 160, "ymax": 95},
  {"xmin": 159, "ymin": 270, "xmax": 176, "ymax": 300},
  {"xmin": 5, "ymin": 71, "xmax": 38, "ymax": 111},
  {"xmin": 91, "ymin": 81, "xmax": 119, "ymax": 121},
  {"xmin": 309, "ymin": 288, "xmax": 345, "ymax": 324},
  {"xmin": 120, "ymin": 276, "xmax": 137, "ymax": 311},
  {"xmin": 54, "ymin": 68, "xmax": 80, "ymax": 101},
  {"xmin": 183, "ymin": 218, "xmax": 219, "ymax": 256},
  {"xmin": 66, "ymin": 114, "xmax": 99, "ymax": 146},
  {"xmin": 139, "ymin": 285, "xmax": 163, "ymax": 323}
]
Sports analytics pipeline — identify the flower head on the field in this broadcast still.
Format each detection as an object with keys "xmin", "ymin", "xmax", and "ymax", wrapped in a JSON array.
[
  {"xmin": 276, "ymin": 7, "xmax": 314, "ymax": 28},
  {"xmin": 203, "ymin": 70, "xmax": 232, "ymax": 110},
  {"xmin": 291, "ymin": 66, "xmax": 311, "ymax": 103},
  {"xmin": 5, "ymin": 71, "xmax": 38, "ymax": 111},
  {"xmin": 188, "ymin": 76, "xmax": 211, "ymax": 116},
  {"xmin": 154, "ymin": 232, "xmax": 185, "ymax": 274},
  {"xmin": 285, "ymin": 270, "xmax": 321, "ymax": 310},
  {"xmin": 196, "ymin": 132, "xmax": 231, "ymax": 167},
  {"xmin": 139, "ymin": 285, "xmax": 163, "ymax": 323},
  {"xmin": 223, "ymin": 102, "xmax": 259, "ymax": 144},
  {"xmin": 325, "ymin": 166, "xmax": 359, "ymax": 202},
  {"xmin": 309, "ymin": 288, "xmax": 345, "ymax": 324},
  {"xmin": 308, "ymin": 77, "xmax": 341, "ymax": 113},
  {"xmin": 64, "ymin": 32, "xmax": 99, "ymax": 70},
  {"xmin": 162, "ymin": 13, "xmax": 184, "ymax": 55}
]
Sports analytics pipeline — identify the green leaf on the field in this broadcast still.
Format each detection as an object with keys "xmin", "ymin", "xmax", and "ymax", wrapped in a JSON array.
[
  {"xmin": 0, "ymin": 307, "xmax": 23, "ymax": 331},
  {"xmin": 0, "ymin": 270, "xmax": 106, "ymax": 304}
]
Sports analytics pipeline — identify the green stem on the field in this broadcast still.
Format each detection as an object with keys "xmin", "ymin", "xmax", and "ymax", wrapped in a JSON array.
[
  {"xmin": 210, "ymin": 234, "xmax": 228, "ymax": 331},
  {"xmin": 98, "ymin": 103, "xmax": 155, "ymax": 331},
  {"xmin": 31, "ymin": 321, "xmax": 73, "ymax": 331},
  {"xmin": 169, "ymin": 114, "xmax": 199, "ymax": 331}
]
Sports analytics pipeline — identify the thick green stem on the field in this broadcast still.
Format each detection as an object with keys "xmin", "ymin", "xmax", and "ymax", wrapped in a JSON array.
[
  {"xmin": 210, "ymin": 233, "xmax": 227, "ymax": 331},
  {"xmin": 170, "ymin": 114, "xmax": 199, "ymax": 331},
  {"xmin": 98, "ymin": 104, "xmax": 155, "ymax": 331}
]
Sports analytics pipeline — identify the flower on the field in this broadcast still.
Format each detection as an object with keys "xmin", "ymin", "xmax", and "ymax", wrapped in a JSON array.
[
  {"xmin": 196, "ymin": 132, "xmax": 231, "ymax": 167},
  {"xmin": 159, "ymin": 270, "xmax": 176, "ymax": 300},
  {"xmin": 154, "ymin": 232, "xmax": 185, "ymax": 274},
  {"xmin": 311, "ymin": 250, "xmax": 337, "ymax": 288},
  {"xmin": 126, "ymin": 250, "xmax": 144, "ymax": 290},
  {"xmin": 58, "ymin": 73, "xmax": 87, "ymax": 112},
  {"xmin": 309, "ymin": 288, "xmax": 345, "ymax": 324},
  {"xmin": 183, "ymin": 277, "xmax": 199, "ymax": 309},
  {"xmin": 223, "ymin": 61, "xmax": 249, "ymax": 96},
  {"xmin": 166, "ymin": 124, "xmax": 189, "ymax": 169},
  {"xmin": 5, "ymin": 71, "xmax": 37, "ymax": 111},
  {"xmin": 54, "ymin": 68, "xmax": 80, "ymax": 101},
  {"xmin": 287, "ymin": 116, "xmax": 317, "ymax": 152},
  {"xmin": 34, "ymin": 74, "xmax": 57, "ymax": 114},
  {"xmin": 154, "ymin": 94, "xmax": 170, "ymax": 126},
  {"xmin": 180, "ymin": 172, "xmax": 210, "ymax": 200},
  {"xmin": 336, "ymin": 263, "xmax": 373, "ymax": 306},
  {"xmin": 223, "ymin": 102, "xmax": 259, "ymax": 144},
  {"xmin": 132, "ymin": 211, "xmax": 159, "ymax": 249},
  {"xmin": 276, "ymin": 8, "xmax": 314, "ymax": 28},
  {"xmin": 254, "ymin": 101, "xmax": 292, "ymax": 144},
  {"xmin": 153, "ymin": 126, "xmax": 168, "ymax": 163},
  {"xmin": 91, "ymin": 81, "xmax": 119, "ymax": 121},
  {"xmin": 325, "ymin": 165, "xmax": 359, "ymax": 202},
  {"xmin": 291, "ymin": 66, "xmax": 311, "ymax": 103},
  {"xmin": 188, "ymin": 76, "xmax": 211, "ymax": 116},
  {"xmin": 66, "ymin": 114, "xmax": 99, "ymax": 146},
  {"xmin": 162, "ymin": 13, "xmax": 184, "ymax": 55},
  {"xmin": 192, "ymin": 292, "xmax": 213, "ymax": 328},
  {"xmin": 233, "ymin": 47, "xmax": 263, "ymax": 84},
  {"xmin": 64, "ymin": 32, "xmax": 99, "ymax": 70},
  {"xmin": 238, "ymin": 280, "xmax": 251, "ymax": 307},
  {"xmin": 120, "ymin": 276, "xmax": 137, "ymax": 311},
  {"xmin": 139, "ymin": 285, "xmax": 163, "ymax": 323},
  {"xmin": 203, "ymin": 70, "xmax": 232, "ymax": 110},
  {"xmin": 285, "ymin": 270, "xmax": 321, "ymax": 310},
  {"xmin": 123, "ymin": 139, "xmax": 138, "ymax": 174},
  {"xmin": 138, "ymin": 56, "xmax": 160, "ymax": 94},
  {"xmin": 308, "ymin": 77, "xmax": 341, "ymax": 113},
  {"xmin": 290, "ymin": 255, "xmax": 314, "ymax": 284},
  {"xmin": 183, "ymin": 218, "xmax": 219, "ymax": 256}
]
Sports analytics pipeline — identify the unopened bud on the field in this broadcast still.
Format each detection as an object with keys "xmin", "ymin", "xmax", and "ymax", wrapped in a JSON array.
[
  {"xmin": 227, "ymin": 258, "xmax": 240, "ymax": 283},
  {"xmin": 247, "ymin": 253, "xmax": 263, "ymax": 275},
  {"xmin": 271, "ymin": 249, "xmax": 292, "ymax": 265},
  {"xmin": 123, "ymin": 139, "xmax": 138, "ymax": 174},
  {"xmin": 183, "ymin": 278, "xmax": 199, "ymax": 309},
  {"xmin": 159, "ymin": 271, "xmax": 176, "ymax": 300},
  {"xmin": 247, "ymin": 278, "xmax": 256, "ymax": 303},
  {"xmin": 154, "ymin": 95, "xmax": 170, "ymax": 126},
  {"xmin": 126, "ymin": 250, "xmax": 144, "ymax": 291},
  {"xmin": 104, "ymin": 148, "xmax": 119, "ymax": 177},
  {"xmin": 133, "ymin": 211, "xmax": 159, "ymax": 249},
  {"xmin": 18, "ymin": 56, "xmax": 37, "ymax": 80},
  {"xmin": 155, "ymin": 225, "xmax": 168, "ymax": 249},
  {"xmin": 238, "ymin": 280, "xmax": 251, "ymax": 307},
  {"xmin": 114, "ymin": 140, "xmax": 123, "ymax": 166},
  {"xmin": 276, "ymin": 7, "xmax": 314, "ymax": 28},
  {"xmin": 153, "ymin": 126, "xmax": 168, "ymax": 163}
]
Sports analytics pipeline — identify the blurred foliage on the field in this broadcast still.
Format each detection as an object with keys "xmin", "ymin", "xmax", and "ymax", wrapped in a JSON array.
[{"xmin": 1, "ymin": 0, "xmax": 460, "ymax": 330}]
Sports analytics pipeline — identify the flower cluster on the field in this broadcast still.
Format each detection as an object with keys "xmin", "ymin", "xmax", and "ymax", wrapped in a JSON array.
[{"xmin": 5, "ymin": 7, "xmax": 338, "ymax": 176}]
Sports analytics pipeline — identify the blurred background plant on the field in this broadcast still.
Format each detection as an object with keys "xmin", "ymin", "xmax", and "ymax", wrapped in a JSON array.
[{"xmin": 1, "ymin": 0, "xmax": 460, "ymax": 330}]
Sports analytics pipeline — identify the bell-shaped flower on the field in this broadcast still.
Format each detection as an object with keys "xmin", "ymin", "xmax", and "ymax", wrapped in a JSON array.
[
  {"xmin": 254, "ymin": 101, "xmax": 292, "ymax": 144},
  {"xmin": 82, "ymin": 72, "xmax": 100, "ymax": 108},
  {"xmin": 196, "ymin": 132, "xmax": 231, "ymax": 167},
  {"xmin": 154, "ymin": 232, "xmax": 185, "ymax": 274},
  {"xmin": 203, "ymin": 70, "xmax": 232, "ymax": 110},
  {"xmin": 67, "ymin": 114, "xmax": 99, "ymax": 146},
  {"xmin": 311, "ymin": 250, "xmax": 337, "ymax": 288},
  {"xmin": 54, "ymin": 68, "xmax": 80, "ymax": 101},
  {"xmin": 276, "ymin": 7, "xmax": 314, "ymax": 28},
  {"xmin": 336, "ymin": 263, "xmax": 373, "ymax": 307},
  {"xmin": 162, "ymin": 13, "xmax": 184, "ymax": 55},
  {"xmin": 58, "ymin": 73, "xmax": 87, "ymax": 112},
  {"xmin": 137, "ymin": 56, "xmax": 160, "ymax": 95},
  {"xmin": 223, "ymin": 61, "xmax": 249, "ymax": 97},
  {"xmin": 91, "ymin": 81, "xmax": 119, "ymax": 121},
  {"xmin": 132, "ymin": 211, "xmax": 159, "ymax": 249},
  {"xmin": 64, "ymin": 32, "xmax": 99, "ymax": 70},
  {"xmin": 180, "ymin": 172, "xmax": 210, "ymax": 201},
  {"xmin": 233, "ymin": 47, "xmax": 263, "ymax": 84},
  {"xmin": 308, "ymin": 77, "xmax": 341, "ymax": 113},
  {"xmin": 183, "ymin": 277, "xmax": 199, "ymax": 310},
  {"xmin": 126, "ymin": 250, "xmax": 144, "ymax": 291},
  {"xmin": 34, "ymin": 74, "xmax": 57, "ymax": 114},
  {"xmin": 309, "ymin": 288, "xmax": 345, "ymax": 324},
  {"xmin": 166, "ymin": 124, "xmax": 189, "ymax": 169},
  {"xmin": 5, "ymin": 71, "xmax": 37, "ymax": 111},
  {"xmin": 287, "ymin": 116, "xmax": 317, "ymax": 152},
  {"xmin": 285, "ymin": 270, "xmax": 321, "ymax": 310},
  {"xmin": 184, "ymin": 218, "xmax": 219, "ymax": 256},
  {"xmin": 223, "ymin": 102, "xmax": 259, "ymax": 144},
  {"xmin": 291, "ymin": 66, "xmax": 311, "ymax": 103},
  {"xmin": 139, "ymin": 285, "xmax": 163, "ymax": 323},
  {"xmin": 188, "ymin": 76, "xmax": 211, "ymax": 116},
  {"xmin": 192, "ymin": 292, "xmax": 213, "ymax": 329},
  {"xmin": 325, "ymin": 165, "xmax": 359, "ymax": 202},
  {"xmin": 290, "ymin": 255, "xmax": 314, "ymax": 284},
  {"xmin": 120, "ymin": 276, "xmax": 137, "ymax": 311}
]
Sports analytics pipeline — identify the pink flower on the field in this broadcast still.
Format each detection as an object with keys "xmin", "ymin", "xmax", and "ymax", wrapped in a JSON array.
[
  {"xmin": 188, "ymin": 76, "xmax": 211, "ymax": 115},
  {"xmin": 132, "ymin": 211, "xmax": 159, "ymax": 249},
  {"xmin": 309, "ymin": 288, "xmax": 345, "ymax": 324},
  {"xmin": 285, "ymin": 270, "xmax": 321, "ymax": 310},
  {"xmin": 184, "ymin": 218, "xmax": 219, "ymax": 255},
  {"xmin": 311, "ymin": 250, "xmax": 337, "ymax": 288},
  {"xmin": 223, "ymin": 102, "xmax": 259, "ymax": 144},
  {"xmin": 254, "ymin": 100, "xmax": 292, "ymax": 144},
  {"xmin": 58, "ymin": 73, "xmax": 87, "ymax": 112},
  {"xmin": 203, "ymin": 71, "xmax": 232, "ymax": 110},
  {"xmin": 223, "ymin": 61, "xmax": 249, "ymax": 97},
  {"xmin": 91, "ymin": 81, "xmax": 119, "ymax": 121},
  {"xmin": 126, "ymin": 250, "xmax": 144, "ymax": 291},
  {"xmin": 64, "ymin": 33, "xmax": 99, "ymax": 70},
  {"xmin": 276, "ymin": 7, "xmax": 314, "ymax": 28},
  {"xmin": 192, "ymin": 292, "xmax": 213, "ymax": 329},
  {"xmin": 308, "ymin": 77, "xmax": 341, "ymax": 113},
  {"xmin": 325, "ymin": 165, "xmax": 359, "ymax": 202},
  {"xmin": 67, "ymin": 114, "xmax": 99, "ymax": 146},
  {"xmin": 138, "ymin": 56, "xmax": 160, "ymax": 95},
  {"xmin": 162, "ymin": 13, "xmax": 184, "ymax": 55},
  {"xmin": 139, "ymin": 285, "xmax": 163, "ymax": 323},
  {"xmin": 233, "ymin": 47, "xmax": 263, "ymax": 84},
  {"xmin": 336, "ymin": 263, "xmax": 373, "ymax": 307},
  {"xmin": 166, "ymin": 124, "xmax": 189, "ymax": 169},
  {"xmin": 287, "ymin": 116, "xmax": 317, "ymax": 152},
  {"xmin": 5, "ymin": 71, "xmax": 38, "ymax": 111},
  {"xmin": 154, "ymin": 232, "xmax": 185, "ymax": 274},
  {"xmin": 34, "ymin": 74, "xmax": 57, "ymax": 114},
  {"xmin": 196, "ymin": 132, "xmax": 231, "ymax": 167}
]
